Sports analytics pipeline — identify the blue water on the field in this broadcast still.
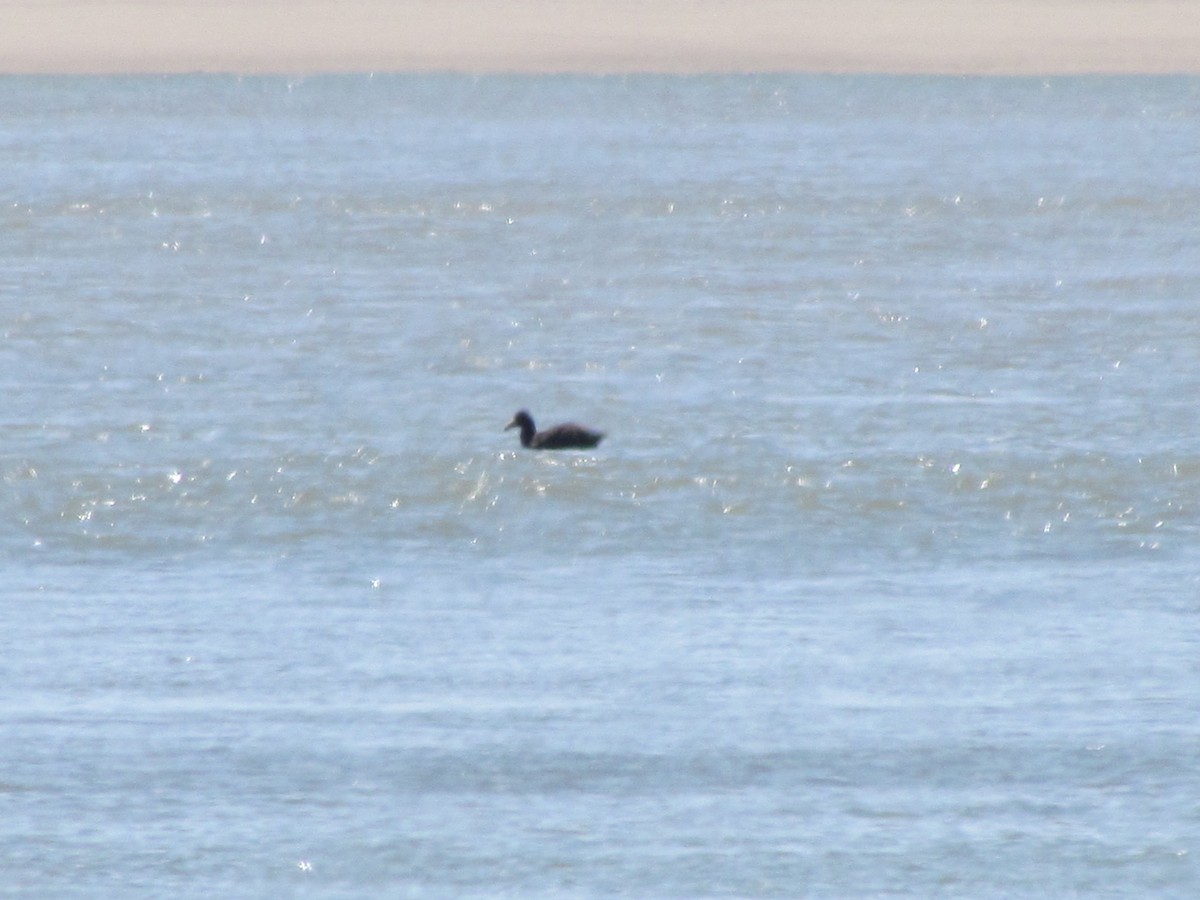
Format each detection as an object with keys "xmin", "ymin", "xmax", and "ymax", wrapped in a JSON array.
[{"xmin": 2, "ymin": 74, "xmax": 1199, "ymax": 897}]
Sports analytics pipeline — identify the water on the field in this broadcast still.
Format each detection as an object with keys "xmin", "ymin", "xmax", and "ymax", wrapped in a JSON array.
[{"xmin": 2, "ymin": 74, "xmax": 1199, "ymax": 896}]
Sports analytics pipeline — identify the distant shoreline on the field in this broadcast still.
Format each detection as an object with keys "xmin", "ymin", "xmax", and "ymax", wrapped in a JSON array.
[{"xmin": 4, "ymin": 0, "xmax": 1200, "ymax": 76}]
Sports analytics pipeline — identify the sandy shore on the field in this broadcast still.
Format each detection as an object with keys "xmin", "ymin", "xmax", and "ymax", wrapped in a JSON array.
[{"xmin": 3, "ymin": 0, "xmax": 1199, "ymax": 75}]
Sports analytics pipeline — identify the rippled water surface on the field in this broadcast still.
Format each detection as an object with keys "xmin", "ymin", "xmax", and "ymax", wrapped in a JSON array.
[{"xmin": 3, "ymin": 75, "xmax": 1199, "ymax": 897}]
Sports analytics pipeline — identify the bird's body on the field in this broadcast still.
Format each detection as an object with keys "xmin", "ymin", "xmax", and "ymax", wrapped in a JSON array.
[{"xmin": 505, "ymin": 410, "xmax": 604, "ymax": 450}]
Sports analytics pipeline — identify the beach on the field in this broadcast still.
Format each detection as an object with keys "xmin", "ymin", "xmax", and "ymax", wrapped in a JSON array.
[{"xmin": 3, "ymin": 0, "xmax": 1199, "ymax": 75}]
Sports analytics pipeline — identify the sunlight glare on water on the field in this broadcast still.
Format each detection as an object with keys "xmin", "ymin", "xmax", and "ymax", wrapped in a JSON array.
[{"xmin": 2, "ymin": 74, "xmax": 1199, "ymax": 897}]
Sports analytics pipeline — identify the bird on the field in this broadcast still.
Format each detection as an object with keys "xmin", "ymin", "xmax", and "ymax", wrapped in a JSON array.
[{"xmin": 504, "ymin": 410, "xmax": 604, "ymax": 450}]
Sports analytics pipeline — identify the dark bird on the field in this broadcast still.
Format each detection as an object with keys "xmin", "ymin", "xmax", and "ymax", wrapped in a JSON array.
[{"xmin": 505, "ymin": 410, "xmax": 604, "ymax": 450}]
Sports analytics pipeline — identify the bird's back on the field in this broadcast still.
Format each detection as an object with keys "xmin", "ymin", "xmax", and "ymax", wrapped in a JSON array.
[{"xmin": 531, "ymin": 423, "xmax": 604, "ymax": 450}]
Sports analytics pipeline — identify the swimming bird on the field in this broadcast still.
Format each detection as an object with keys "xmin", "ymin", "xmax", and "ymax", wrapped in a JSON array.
[{"xmin": 505, "ymin": 410, "xmax": 604, "ymax": 450}]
